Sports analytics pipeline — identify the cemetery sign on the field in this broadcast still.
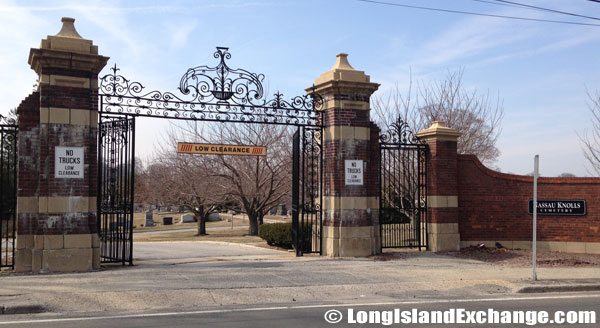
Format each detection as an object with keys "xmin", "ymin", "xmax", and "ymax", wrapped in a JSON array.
[{"xmin": 528, "ymin": 199, "xmax": 586, "ymax": 216}]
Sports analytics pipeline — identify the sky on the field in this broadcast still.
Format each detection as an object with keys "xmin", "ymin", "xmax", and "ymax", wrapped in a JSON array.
[{"xmin": 1, "ymin": 0, "xmax": 599, "ymax": 176}]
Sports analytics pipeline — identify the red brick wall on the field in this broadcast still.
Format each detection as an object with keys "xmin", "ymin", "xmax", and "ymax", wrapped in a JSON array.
[{"xmin": 458, "ymin": 154, "xmax": 600, "ymax": 243}]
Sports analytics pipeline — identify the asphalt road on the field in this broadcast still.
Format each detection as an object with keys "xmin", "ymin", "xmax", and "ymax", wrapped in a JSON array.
[{"xmin": 2, "ymin": 293, "xmax": 598, "ymax": 327}]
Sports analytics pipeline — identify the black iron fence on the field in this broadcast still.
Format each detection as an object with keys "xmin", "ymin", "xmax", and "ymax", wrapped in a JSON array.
[
  {"xmin": 379, "ymin": 118, "xmax": 428, "ymax": 250},
  {"xmin": 97, "ymin": 115, "xmax": 135, "ymax": 265},
  {"xmin": 0, "ymin": 116, "xmax": 17, "ymax": 269}
]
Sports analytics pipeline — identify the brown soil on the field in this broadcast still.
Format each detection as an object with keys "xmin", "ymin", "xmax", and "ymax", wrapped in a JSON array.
[{"xmin": 443, "ymin": 246, "xmax": 600, "ymax": 267}]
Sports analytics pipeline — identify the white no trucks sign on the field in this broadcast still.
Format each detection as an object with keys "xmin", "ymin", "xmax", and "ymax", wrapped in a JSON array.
[
  {"xmin": 345, "ymin": 160, "xmax": 364, "ymax": 185},
  {"xmin": 55, "ymin": 146, "xmax": 84, "ymax": 179}
]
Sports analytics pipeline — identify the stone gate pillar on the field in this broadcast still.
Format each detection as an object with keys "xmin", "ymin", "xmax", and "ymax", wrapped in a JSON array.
[
  {"xmin": 15, "ymin": 18, "xmax": 108, "ymax": 272},
  {"xmin": 416, "ymin": 121, "xmax": 462, "ymax": 252},
  {"xmin": 308, "ymin": 54, "xmax": 380, "ymax": 256}
]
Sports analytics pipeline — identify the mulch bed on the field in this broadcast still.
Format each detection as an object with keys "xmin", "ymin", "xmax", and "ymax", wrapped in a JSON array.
[{"xmin": 442, "ymin": 245, "xmax": 600, "ymax": 267}]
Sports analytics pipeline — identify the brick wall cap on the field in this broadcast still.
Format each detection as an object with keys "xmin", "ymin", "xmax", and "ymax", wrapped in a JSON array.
[
  {"xmin": 416, "ymin": 121, "xmax": 462, "ymax": 142},
  {"xmin": 460, "ymin": 154, "xmax": 600, "ymax": 183}
]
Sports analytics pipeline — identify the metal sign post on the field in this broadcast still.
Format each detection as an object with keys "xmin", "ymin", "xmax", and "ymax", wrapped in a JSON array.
[{"xmin": 532, "ymin": 155, "xmax": 539, "ymax": 281}]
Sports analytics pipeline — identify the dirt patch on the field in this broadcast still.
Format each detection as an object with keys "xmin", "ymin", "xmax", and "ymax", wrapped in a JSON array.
[{"xmin": 443, "ymin": 246, "xmax": 600, "ymax": 267}]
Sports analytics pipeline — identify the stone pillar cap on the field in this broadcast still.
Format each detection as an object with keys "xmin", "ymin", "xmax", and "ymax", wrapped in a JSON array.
[
  {"xmin": 37, "ymin": 17, "xmax": 97, "ymax": 54},
  {"xmin": 416, "ymin": 121, "xmax": 462, "ymax": 142},
  {"xmin": 314, "ymin": 52, "xmax": 371, "ymax": 85}
]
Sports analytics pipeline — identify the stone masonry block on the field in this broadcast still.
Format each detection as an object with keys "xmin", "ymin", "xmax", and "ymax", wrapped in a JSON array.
[
  {"xmin": 16, "ymin": 234, "xmax": 34, "ymax": 250},
  {"xmin": 64, "ymin": 234, "xmax": 92, "ymax": 249},
  {"xmin": 585, "ymin": 242, "xmax": 600, "ymax": 254},
  {"xmin": 339, "ymin": 237, "xmax": 376, "ymax": 257},
  {"xmin": 17, "ymin": 197, "xmax": 38, "ymax": 214},
  {"xmin": 44, "ymin": 235, "xmax": 63, "ymax": 249},
  {"xmin": 429, "ymin": 232, "xmax": 460, "ymax": 252},
  {"xmin": 14, "ymin": 249, "xmax": 32, "ymax": 272},
  {"xmin": 93, "ymin": 247, "xmax": 100, "ymax": 270},
  {"xmin": 428, "ymin": 223, "xmax": 459, "ymax": 234},
  {"xmin": 32, "ymin": 248, "xmax": 42, "ymax": 272},
  {"xmin": 34, "ymin": 235, "xmax": 44, "ymax": 249},
  {"xmin": 566, "ymin": 242, "xmax": 586, "ymax": 254},
  {"xmin": 42, "ymin": 248, "xmax": 93, "ymax": 273},
  {"xmin": 91, "ymin": 233, "xmax": 99, "ymax": 248},
  {"xmin": 48, "ymin": 107, "xmax": 69, "ymax": 124},
  {"xmin": 70, "ymin": 108, "xmax": 90, "ymax": 125},
  {"xmin": 39, "ymin": 107, "xmax": 49, "ymax": 123}
]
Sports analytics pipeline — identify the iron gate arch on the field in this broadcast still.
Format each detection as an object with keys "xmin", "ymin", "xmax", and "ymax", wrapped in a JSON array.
[
  {"xmin": 379, "ymin": 118, "xmax": 428, "ymax": 250},
  {"xmin": 0, "ymin": 115, "xmax": 17, "ymax": 269},
  {"xmin": 98, "ymin": 47, "xmax": 323, "ymax": 264}
]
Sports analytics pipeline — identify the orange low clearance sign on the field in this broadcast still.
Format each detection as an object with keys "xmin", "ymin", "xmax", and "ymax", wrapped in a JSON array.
[{"xmin": 177, "ymin": 143, "xmax": 266, "ymax": 156}]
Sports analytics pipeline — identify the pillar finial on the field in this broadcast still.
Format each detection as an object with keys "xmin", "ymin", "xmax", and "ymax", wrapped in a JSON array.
[
  {"xmin": 332, "ymin": 53, "xmax": 354, "ymax": 70},
  {"xmin": 56, "ymin": 17, "xmax": 83, "ymax": 39}
]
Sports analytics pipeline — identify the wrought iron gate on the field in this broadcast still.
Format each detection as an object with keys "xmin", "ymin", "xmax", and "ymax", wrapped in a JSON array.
[
  {"xmin": 0, "ymin": 116, "xmax": 17, "ymax": 269},
  {"xmin": 379, "ymin": 118, "xmax": 428, "ymax": 250},
  {"xmin": 97, "ymin": 47, "xmax": 324, "ymax": 262},
  {"xmin": 291, "ymin": 127, "xmax": 323, "ymax": 256},
  {"xmin": 98, "ymin": 115, "xmax": 135, "ymax": 265}
]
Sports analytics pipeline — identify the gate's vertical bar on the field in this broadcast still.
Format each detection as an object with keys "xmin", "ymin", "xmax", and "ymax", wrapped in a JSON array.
[
  {"xmin": 11, "ymin": 128, "xmax": 17, "ymax": 269},
  {"xmin": 319, "ymin": 126, "xmax": 323, "ymax": 255},
  {"xmin": 97, "ymin": 111, "xmax": 103, "ymax": 257},
  {"xmin": 0, "ymin": 130, "xmax": 5, "ymax": 267},
  {"xmin": 129, "ymin": 117, "xmax": 135, "ymax": 265},
  {"xmin": 423, "ymin": 146, "xmax": 429, "ymax": 249},
  {"xmin": 291, "ymin": 128, "xmax": 300, "ymax": 256},
  {"xmin": 301, "ymin": 127, "xmax": 305, "ymax": 253},
  {"xmin": 121, "ymin": 119, "xmax": 126, "ymax": 265},
  {"xmin": 379, "ymin": 141, "xmax": 383, "ymax": 252},
  {"xmin": 417, "ymin": 146, "xmax": 422, "ymax": 251}
]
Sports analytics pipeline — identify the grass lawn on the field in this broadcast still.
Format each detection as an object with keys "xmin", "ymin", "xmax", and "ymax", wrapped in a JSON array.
[
  {"xmin": 133, "ymin": 212, "xmax": 289, "ymax": 232},
  {"xmin": 133, "ymin": 228, "xmax": 264, "ymax": 244}
]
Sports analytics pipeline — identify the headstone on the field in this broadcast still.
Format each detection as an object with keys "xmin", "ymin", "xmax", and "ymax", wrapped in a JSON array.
[
  {"xmin": 145, "ymin": 210, "xmax": 155, "ymax": 227},
  {"xmin": 276, "ymin": 204, "xmax": 287, "ymax": 216},
  {"xmin": 207, "ymin": 212, "xmax": 222, "ymax": 221},
  {"xmin": 180, "ymin": 213, "xmax": 195, "ymax": 223},
  {"xmin": 163, "ymin": 217, "xmax": 173, "ymax": 225}
]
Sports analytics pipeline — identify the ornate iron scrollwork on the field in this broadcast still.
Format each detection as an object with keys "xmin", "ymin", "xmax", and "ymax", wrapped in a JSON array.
[
  {"xmin": 0, "ymin": 114, "xmax": 16, "ymax": 126},
  {"xmin": 99, "ymin": 47, "xmax": 323, "ymax": 126},
  {"xmin": 179, "ymin": 47, "xmax": 264, "ymax": 105},
  {"xmin": 379, "ymin": 117, "xmax": 422, "ymax": 145}
]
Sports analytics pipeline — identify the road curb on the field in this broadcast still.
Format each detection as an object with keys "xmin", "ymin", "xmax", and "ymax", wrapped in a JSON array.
[
  {"xmin": 518, "ymin": 285, "xmax": 600, "ymax": 293},
  {"xmin": 0, "ymin": 304, "xmax": 46, "ymax": 315}
]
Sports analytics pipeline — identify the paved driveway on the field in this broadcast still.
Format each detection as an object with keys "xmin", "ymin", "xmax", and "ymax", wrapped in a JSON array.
[{"xmin": 133, "ymin": 241, "xmax": 290, "ymax": 264}]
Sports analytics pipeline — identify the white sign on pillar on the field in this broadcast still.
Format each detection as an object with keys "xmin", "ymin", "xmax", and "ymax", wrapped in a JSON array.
[
  {"xmin": 55, "ymin": 146, "xmax": 84, "ymax": 179},
  {"xmin": 345, "ymin": 160, "xmax": 364, "ymax": 185}
]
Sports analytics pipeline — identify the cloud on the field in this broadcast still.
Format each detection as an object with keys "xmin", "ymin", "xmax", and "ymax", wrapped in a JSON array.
[{"xmin": 166, "ymin": 20, "xmax": 198, "ymax": 50}]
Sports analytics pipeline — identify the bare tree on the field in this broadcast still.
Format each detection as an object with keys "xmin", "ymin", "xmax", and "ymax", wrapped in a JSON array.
[
  {"xmin": 149, "ymin": 126, "xmax": 225, "ymax": 235},
  {"xmin": 372, "ymin": 70, "xmax": 504, "ymax": 165},
  {"xmin": 209, "ymin": 123, "xmax": 292, "ymax": 236},
  {"xmin": 154, "ymin": 121, "xmax": 292, "ymax": 236},
  {"xmin": 579, "ymin": 90, "xmax": 600, "ymax": 176}
]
